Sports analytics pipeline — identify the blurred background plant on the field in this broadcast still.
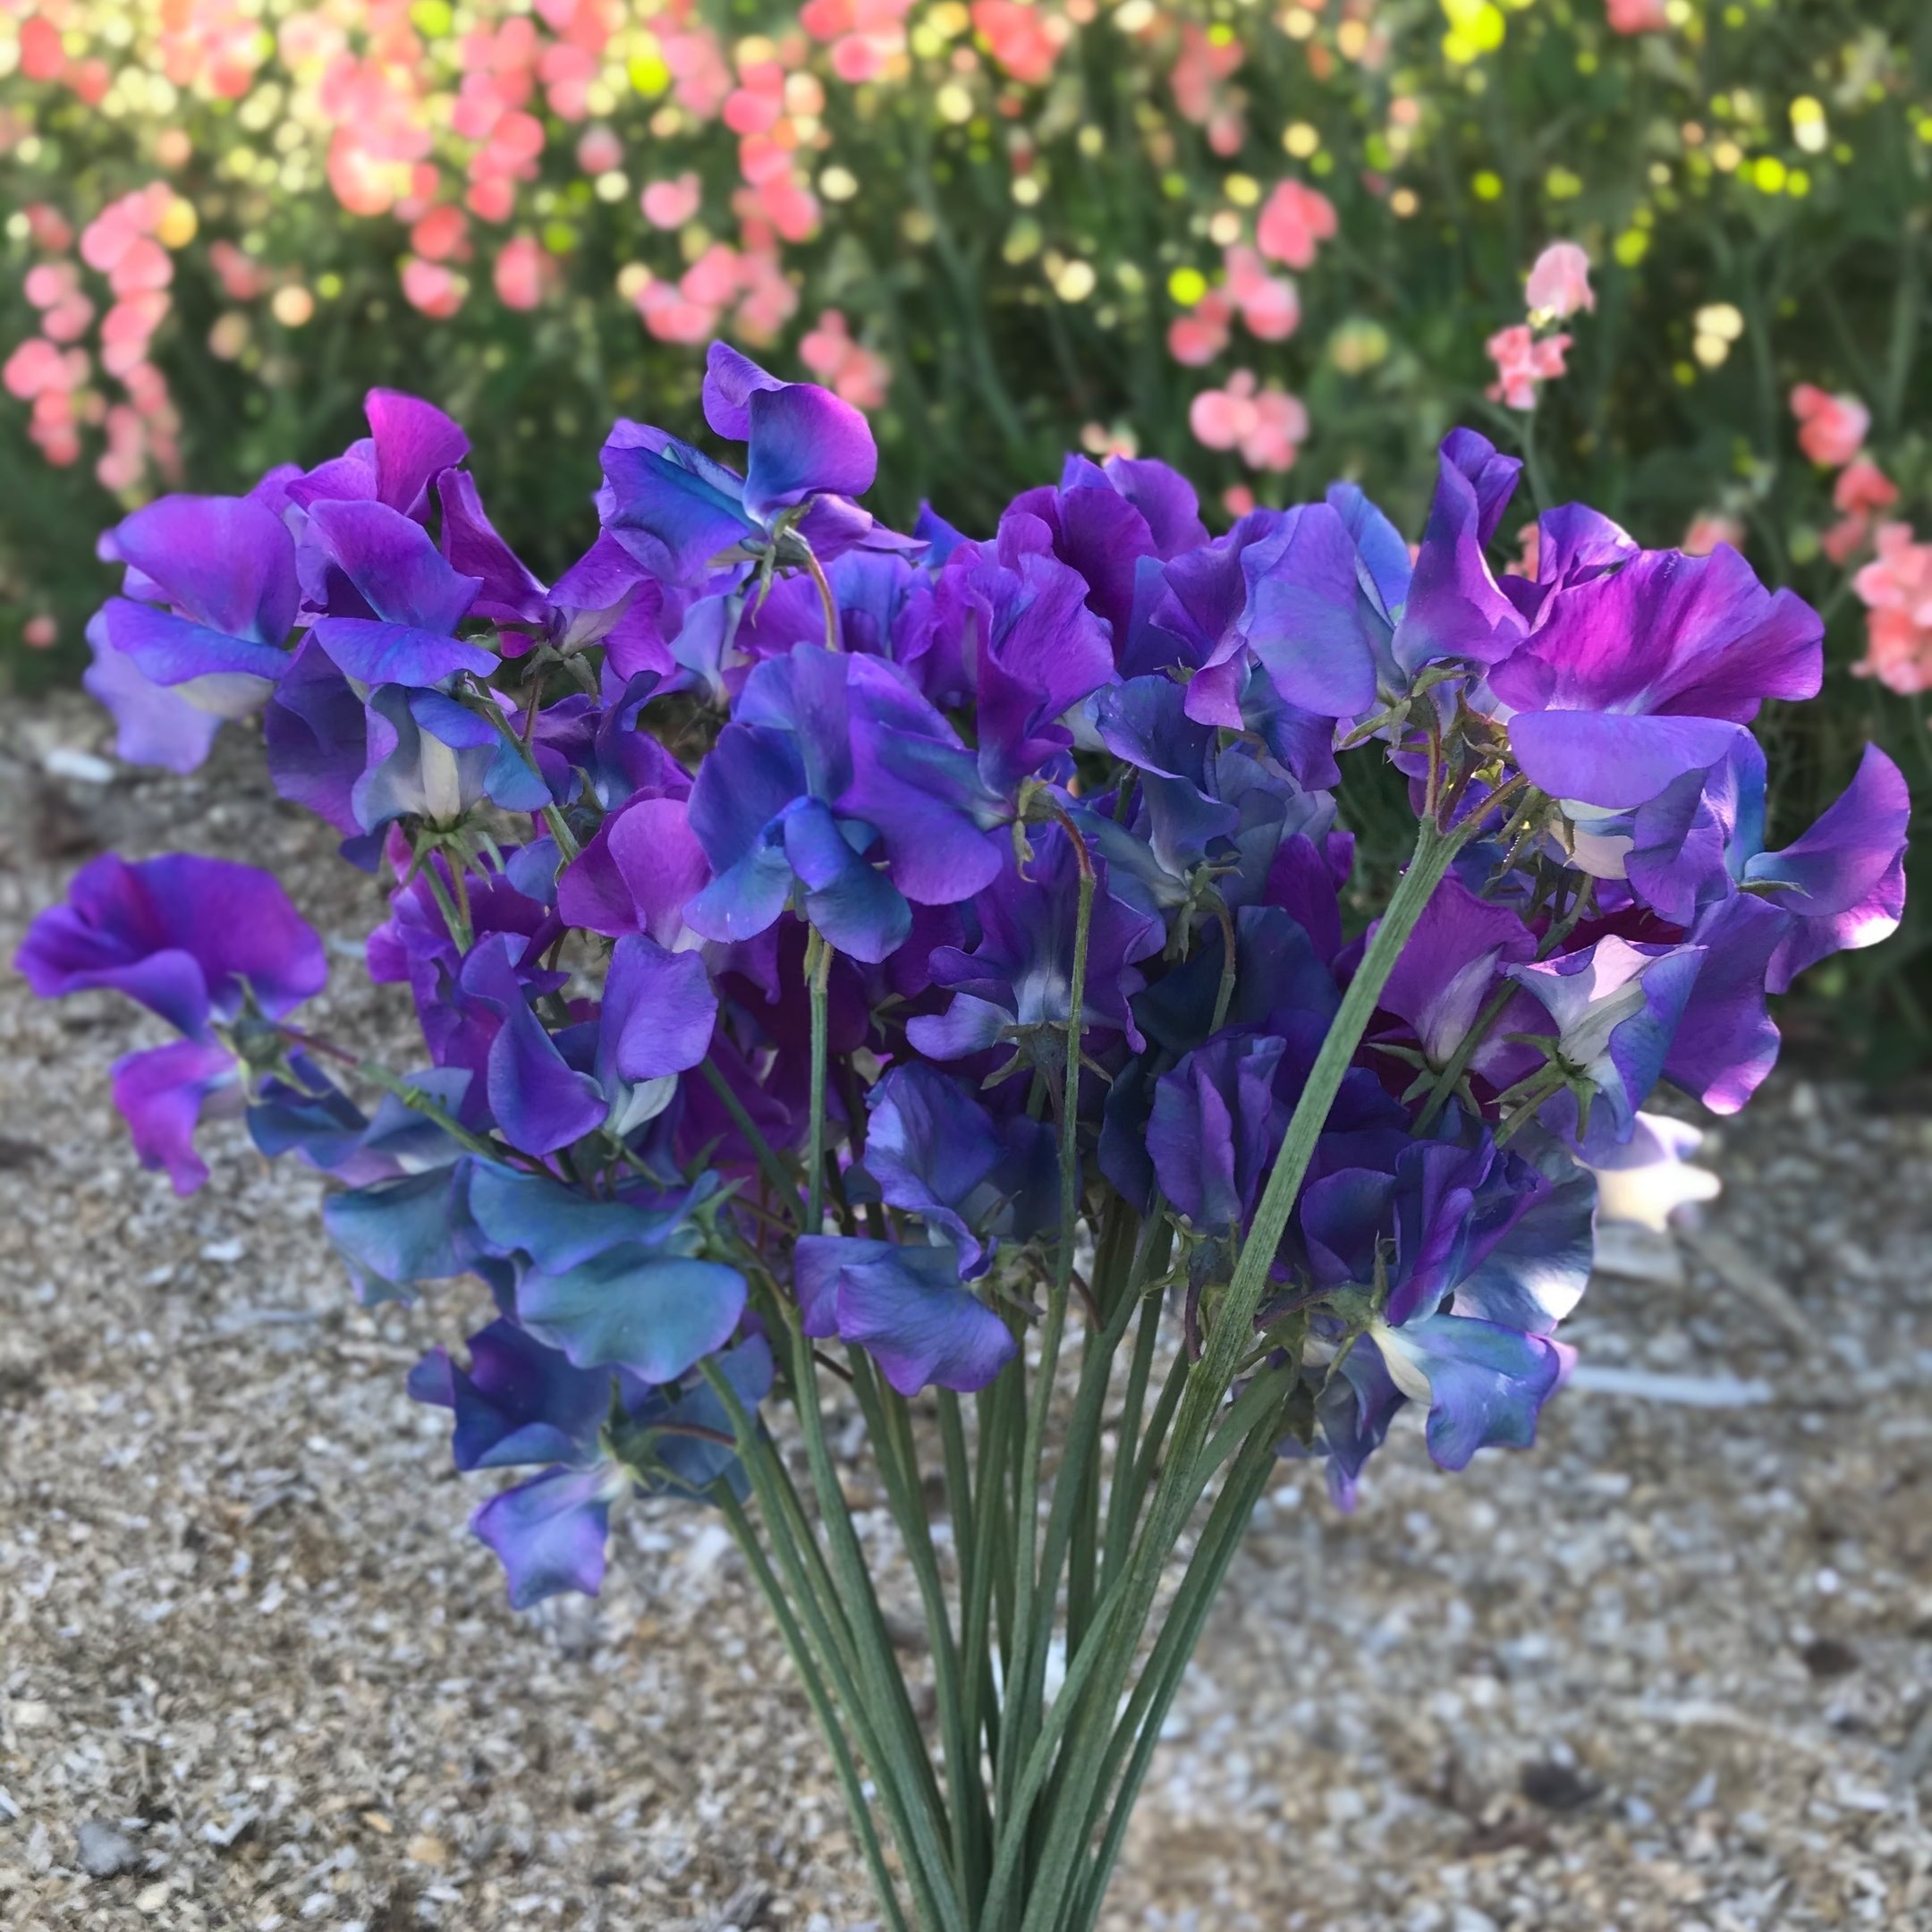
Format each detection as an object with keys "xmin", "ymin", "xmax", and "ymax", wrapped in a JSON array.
[{"xmin": 2, "ymin": 0, "xmax": 1928, "ymax": 1065}]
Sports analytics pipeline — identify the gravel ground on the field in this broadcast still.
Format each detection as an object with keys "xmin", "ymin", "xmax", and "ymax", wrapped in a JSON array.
[{"xmin": 2, "ymin": 697, "xmax": 1928, "ymax": 1932}]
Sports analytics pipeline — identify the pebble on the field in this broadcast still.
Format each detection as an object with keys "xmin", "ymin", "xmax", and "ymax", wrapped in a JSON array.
[{"xmin": 75, "ymin": 1818, "xmax": 140, "ymax": 1878}]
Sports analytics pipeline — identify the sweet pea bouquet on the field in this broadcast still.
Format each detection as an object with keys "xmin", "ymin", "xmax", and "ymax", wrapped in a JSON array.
[{"xmin": 18, "ymin": 347, "xmax": 1909, "ymax": 1932}]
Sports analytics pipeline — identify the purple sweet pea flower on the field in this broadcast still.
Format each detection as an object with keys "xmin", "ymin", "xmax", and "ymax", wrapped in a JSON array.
[
  {"xmin": 1375, "ymin": 873, "xmax": 1539, "ymax": 1083},
  {"xmin": 907, "ymin": 822, "xmax": 1165, "ymax": 1062},
  {"xmin": 17, "ymin": 852, "xmax": 325, "ymax": 1032},
  {"xmin": 598, "ymin": 345, "xmax": 902, "ymax": 589},
  {"xmin": 1507, "ymin": 934, "xmax": 1705, "ymax": 1151},
  {"xmin": 466, "ymin": 1163, "xmax": 746, "ymax": 1383},
  {"xmin": 304, "ymin": 498, "xmax": 491, "ymax": 687},
  {"xmin": 683, "ymin": 646, "xmax": 923, "ymax": 962},
  {"xmin": 17, "ymin": 852, "xmax": 327, "ymax": 1191},
  {"xmin": 86, "ymin": 493, "xmax": 300, "ymax": 772},
  {"xmin": 1148, "ymin": 1033, "xmax": 1288, "ymax": 1235},
  {"xmin": 795, "ymin": 1233, "xmax": 1016, "ymax": 1394},
  {"xmin": 928, "ymin": 513, "xmax": 1118, "ymax": 794},
  {"xmin": 1495, "ymin": 544, "xmax": 1823, "ymax": 818},
  {"xmin": 285, "ymin": 387, "xmax": 470, "ymax": 522},
  {"xmin": 557, "ymin": 792, "xmax": 711, "ymax": 944},
  {"xmin": 1296, "ymin": 1126, "xmax": 1590, "ymax": 1486},
  {"xmin": 1006, "ymin": 452, "xmax": 1208, "ymax": 644},
  {"xmin": 1387, "ymin": 429, "xmax": 1527, "ymax": 676},
  {"xmin": 859, "ymin": 1063, "xmax": 1056, "ymax": 1273}
]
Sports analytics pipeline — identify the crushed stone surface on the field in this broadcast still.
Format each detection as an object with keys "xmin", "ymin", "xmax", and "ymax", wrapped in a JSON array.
[{"xmin": 2, "ymin": 698, "xmax": 1928, "ymax": 1931}]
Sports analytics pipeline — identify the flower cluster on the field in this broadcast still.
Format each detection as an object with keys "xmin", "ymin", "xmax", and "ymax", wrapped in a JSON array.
[{"xmin": 20, "ymin": 347, "xmax": 1908, "ymax": 1613}]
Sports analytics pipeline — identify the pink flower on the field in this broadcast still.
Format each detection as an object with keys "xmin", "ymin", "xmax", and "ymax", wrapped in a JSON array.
[
  {"xmin": 1189, "ymin": 369, "xmax": 1309, "ymax": 471},
  {"xmin": 41, "ymin": 292, "xmax": 95, "ymax": 343},
  {"xmin": 970, "ymin": 0, "xmax": 1063, "ymax": 86},
  {"xmin": 799, "ymin": 309, "xmax": 892, "ymax": 411},
  {"xmin": 493, "ymin": 235, "xmax": 549, "ymax": 310},
  {"xmin": 1255, "ymin": 179, "xmax": 1336, "ymax": 270},
  {"xmin": 641, "ymin": 173, "xmax": 702, "ymax": 229},
  {"xmin": 4, "ymin": 337, "xmax": 71, "ymax": 401},
  {"xmin": 1682, "ymin": 513, "xmax": 1745, "ymax": 558},
  {"xmin": 1172, "ymin": 21, "xmax": 1245, "ymax": 153},
  {"xmin": 400, "ymin": 257, "xmax": 470, "ymax": 318},
  {"xmin": 1222, "ymin": 485, "xmax": 1257, "ymax": 520},
  {"xmin": 410, "ymin": 204, "xmax": 470, "ymax": 263},
  {"xmin": 22, "ymin": 614, "xmax": 58, "ymax": 651},
  {"xmin": 1486, "ymin": 324, "xmax": 1571, "ymax": 410},
  {"xmin": 1167, "ymin": 289, "xmax": 1232, "ymax": 367},
  {"xmin": 635, "ymin": 279, "xmax": 718, "ymax": 344},
  {"xmin": 1834, "ymin": 457, "xmax": 1896, "ymax": 517},
  {"xmin": 1821, "ymin": 466, "xmax": 1896, "ymax": 566},
  {"xmin": 208, "ymin": 241, "xmax": 272, "ymax": 301},
  {"xmin": 1524, "ymin": 242, "xmax": 1593, "ymax": 320},
  {"xmin": 24, "ymin": 205, "xmax": 74, "ymax": 253},
  {"xmin": 576, "ymin": 124, "xmax": 624, "ymax": 174},
  {"xmin": 1790, "ymin": 385, "xmax": 1868, "ymax": 468},
  {"xmin": 1605, "ymin": 0, "xmax": 1668, "ymax": 30},
  {"xmin": 1852, "ymin": 523, "xmax": 1932, "ymax": 694},
  {"xmin": 23, "ymin": 262, "xmax": 79, "ymax": 309},
  {"xmin": 1224, "ymin": 245, "xmax": 1299, "ymax": 342}
]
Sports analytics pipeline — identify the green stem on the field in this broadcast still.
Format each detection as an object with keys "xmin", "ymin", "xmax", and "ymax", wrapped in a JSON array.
[
  {"xmin": 801, "ymin": 539, "xmax": 842, "ymax": 654},
  {"xmin": 985, "ymin": 801, "xmax": 1509, "ymax": 1932},
  {"xmin": 1065, "ymin": 1427, "xmax": 1277, "ymax": 1932},
  {"xmin": 806, "ymin": 928, "xmax": 833, "ymax": 1228},
  {"xmin": 699, "ymin": 1056, "xmax": 802, "ymax": 1221},
  {"xmin": 715, "ymin": 1487, "xmax": 912, "ymax": 1932},
  {"xmin": 996, "ymin": 812, "xmax": 1097, "ymax": 1833}
]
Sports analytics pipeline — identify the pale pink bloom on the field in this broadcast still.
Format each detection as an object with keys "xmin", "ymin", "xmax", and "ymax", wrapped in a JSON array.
[
  {"xmin": 1172, "ymin": 20, "xmax": 1245, "ymax": 152},
  {"xmin": 799, "ymin": 309, "xmax": 892, "ymax": 411},
  {"xmin": 4, "ymin": 337, "xmax": 71, "ymax": 401},
  {"xmin": 801, "ymin": 0, "xmax": 912, "ymax": 84},
  {"xmin": 493, "ymin": 235, "xmax": 549, "ymax": 310},
  {"xmin": 22, "ymin": 614, "xmax": 58, "ymax": 650},
  {"xmin": 1524, "ymin": 242, "xmax": 1593, "ymax": 319},
  {"xmin": 1835, "ymin": 458, "xmax": 1898, "ymax": 516},
  {"xmin": 724, "ymin": 63, "xmax": 785, "ymax": 137},
  {"xmin": 576, "ymin": 124, "xmax": 624, "ymax": 174},
  {"xmin": 411, "ymin": 204, "xmax": 470, "ymax": 263},
  {"xmin": 540, "ymin": 41, "xmax": 599, "ymax": 122},
  {"xmin": 41, "ymin": 292, "xmax": 95, "ymax": 343},
  {"xmin": 1790, "ymin": 384, "xmax": 1868, "ymax": 468},
  {"xmin": 970, "ymin": 0, "xmax": 1063, "ymax": 86},
  {"xmin": 682, "ymin": 243, "xmax": 744, "ymax": 309},
  {"xmin": 108, "ymin": 239, "xmax": 174, "ymax": 298},
  {"xmin": 1224, "ymin": 245, "xmax": 1299, "ymax": 342},
  {"xmin": 1509, "ymin": 521, "xmax": 1540, "ymax": 579},
  {"xmin": 641, "ymin": 173, "xmax": 703, "ymax": 229},
  {"xmin": 1222, "ymin": 485, "xmax": 1257, "ymax": 520},
  {"xmin": 69, "ymin": 57, "xmax": 112, "ymax": 107},
  {"xmin": 734, "ymin": 250, "xmax": 800, "ymax": 342},
  {"xmin": 467, "ymin": 177, "xmax": 518, "ymax": 224},
  {"xmin": 1255, "ymin": 179, "xmax": 1336, "ymax": 270},
  {"xmin": 24, "ymin": 205, "xmax": 74, "ymax": 253},
  {"xmin": 1190, "ymin": 370, "xmax": 1308, "ymax": 471},
  {"xmin": 208, "ymin": 241, "xmax": 274, "ymax": 301},
  {"xmin": 635, "ymin": 279, "xmax": 719, "ymax": 345},
  {"xmin": 1167, "ymin": 290, "xmax": 1233, "ymax": 367},
  {"xmin": 400, "ymin": 258, "xmax": 470, "ymax": 319},
  {"xmin": 1682, "ymin": 513, "xmax": 1745, "ymax": 558},
  {"xmin": 1605, "ymin": 0, "xmax": 1668, "ymax": 30},
  {"xmin": 1821, "ymin": 458, "xmax": 1900, "ymax": 566},
  {"xmin": 1852, "ymin": 525, "xmax": 1932, "ymax": 693},
  {"xmin": 664, "ymin": 26, "xmax": 733, "ymax": 122},
  {"xmin": 19, "ymin": 16, "xmax": 64, "ymax": 81},
  {"xmin": 1486, "ymin": 324, "xmax": 1571, "ymax": 410},
  {"xmin": 101, "ymin": 292, "xmax": 171, "ymax": 344},
  {"xmin": 23, "ymin": 262, "xmax": 79, "ymax": 309}
]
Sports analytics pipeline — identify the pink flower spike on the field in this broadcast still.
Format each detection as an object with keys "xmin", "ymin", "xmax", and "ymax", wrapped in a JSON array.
[{"xmin": 1525, "ymin": 242, "xmax": 1594, "ymax": 320}]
